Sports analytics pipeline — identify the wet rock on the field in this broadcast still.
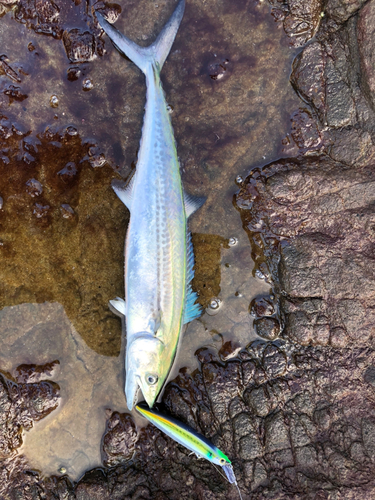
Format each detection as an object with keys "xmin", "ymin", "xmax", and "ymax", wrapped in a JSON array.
[
  {"xmin": 102, "ymin": 412, "xmax": 137, "ymax": 467},
  {"xmin": 26, "ymin": 178, "xmax": 43, "ymax": 197},
  {"xmin": 238, "ymin": 431, "xmax": 263, "ymax": 461},
  {"xmin": 283, "ymin": 0, "xmax": 323, "ymax": 47},
  {"xmin": 265, "ymin": 411, "xmax": 290, "ymax": 454},
  {"xmin": 254, "ymin": 317, "xmax": 280, "ymax": 340},
  {"xmin": 364, "ymin": 366, "xmax": 375, "ymax": 388},
  {"xmin": 1, "ymin": 341, "xmax": 375, "ymax": 497},
  {"xmin": 95, "ymin": 2, "xmax": 122, "ymax": 25},
  {"xmin": 218, "ymin": 340, "xmax": 241, "ymax": 361},
  {"xmin": 58, "ymin": 161, "xmax": 77, "ymax": 178},
  {"xmin": 262, "ymin": 344, "xmax": 287, "ymax": 377},
  {"xmin": 87, "ymin": 145, "xmax": 106, "ymax": 167},
  {"xmin": 3, "ymin": 85, "xmax": 27, "ymax": 104},
  {"xmin": 15, "ymin": 360, "xmax": 59, "ymax": 383},
  {"xmin": 244, "ymin": 386, "xmax": 271, "ymax": 417},
  {"xmin": 33, "ymin": 202, "xmax": 50, "ymax": 218},
  {"xmin": 0, "ymin": 363, "xmax": 59, "ymax": 458},
  {"xmin": 35, "ymin": 0, "xmax": 59, "ymax": 24},
  {"xmin": 362, "ymin": 418, "xmax": 375, "ymax": 460},
  {"xmin": 250, "ymin": 296, "xmax": 275, "ymax": 318},
  {"xmin": 327, "ymin": 0, "xmax": 368, "ymax": 23},
  {"xmin": 289, "ymin": 108, "xmax": 323, "ymax": 153},
  {"xmin": 82, "ymin": 77, "xmax": 94, "ymax": 91},
  {"xmin": 63, "ymin": 29, "xmax": 96, "ymax": 63},
  {"xmin": 67, "ymin": 66, "xmax": 81, "ymax": 81},
  {"xmin": 60, "ymin": 203, "xmax": 75, "ymax": 218},
  {"xmin": 358, "ymin": 0, "xmax": 375, "ymax": 108},
  {"xmin": 0, "ymin": 55, "xmax": 21, "ymax": 83},
  {"xmin": 206, "ymin": 57, "xmax": 230, "ymax": 81}
]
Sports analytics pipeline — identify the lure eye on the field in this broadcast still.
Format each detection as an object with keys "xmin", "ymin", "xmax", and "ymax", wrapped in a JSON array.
[
  {"xmin": 146, "ymin": 374, "xmax": 158, "ymax": 385},
  {"xmin": 220, "ymin": 458, "xmax": 226, "ymax": 465}
]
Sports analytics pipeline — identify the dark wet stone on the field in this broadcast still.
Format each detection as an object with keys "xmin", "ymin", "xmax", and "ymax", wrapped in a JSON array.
[
  {"xmin": 102, "ymin": 412, "xmax": 137, "ymax": 467},
  {"xmin": 95, "ymin": 2, "xmax": 122, "ymax": 24},
  {"xmin": 3, "ymin": 85, "xmax": 27, "ymax": 104},
  {"xmin": 262, "ymin": 344, "xmax": 287, "ymax": 377},
  {"xmin": 283, "ymin": 0, "xmax": 323, "ymax": 47},
  {"xmin": 250, "ymin": 296, "xmax": 275, "ymax": 318},
  {"xmin": 67, "ymin": 66, "xmax": 81, "ymax": 81},
  {"xmin": 63, "ymin": 29, "xmax": 96, "ymax": 63},
  {"xmin": 33, "ymin": 202, "xmax": 50, "ymax": 218},
  {"xmin": 0, "ymin": 55, "xmax": 21, "ymax": 82},
  {"xmin": 358, "ymin": 0, "xmax": 375, "ymax": 108},
  {"xmin": 364, "ymin": 366, "xmax": 375, "ymax": 388},
  {"xmin": 35, "ymin": 0, "xmax": 59, "ymax": 24},
  {"xmin": 206, "ymin": 57, "xmax": 230, "ymax": 81},
  {"xmin": 218, "ymin": 340, "xmax": 241, "ymax": 361},
  {"xmin": 362, "ymin": 418, "xmax": 375, "ymax": 460},
  {"xmin": 87, "ymin": 145, "xmax": 106, "ymax": 167},
  {"xmin": 0, "ymin": 363, "xmax": 59, "ymax": 458},
  {"xmin": 254, "ymin": 317, "xmax": 280, "ymax": 340},
  {"xmin": 26, "ymin": 178, "xmax": 43, "ymax": 197},
  {"xmin": 238, "ymin": 432, "xmax": 263, "ymax": 461},
  {"xmin": 326, "ymin": 0, "xmax": 368, "ymax": 23},
  {"xmin": 15, "ymin": 360, "xmax": 59, "ymax": 383},
  {"xmin": 60, "ymin": 203, "xmax": 75, "ymax": 218},
  {"xmin": 58, "ymin": 161, "xmax": 77, "ymax": 178}
]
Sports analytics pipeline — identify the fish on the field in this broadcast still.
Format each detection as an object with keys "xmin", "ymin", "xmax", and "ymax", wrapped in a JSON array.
[
  {"xmin": 136, "ymin": 403, "xmax": 243, "ymax": 499},
  {"xmin": 96, "ymin": 0, "xmax": 204, "ymax": 411}
]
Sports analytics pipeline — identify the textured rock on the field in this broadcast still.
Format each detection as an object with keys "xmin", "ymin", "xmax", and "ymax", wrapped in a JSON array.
[
  {"xmin": 358, "ymin": 0, "xmax": 375, "ymax": 108},
  {"xmin": 0, "ymin": 362, "xmax": 59, "ymax": 459}
]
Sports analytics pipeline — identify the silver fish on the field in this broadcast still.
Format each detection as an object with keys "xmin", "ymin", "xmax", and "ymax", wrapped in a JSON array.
[{"xmin": 96, "ymin": 0, "xmax": 204, "ymax": 410}]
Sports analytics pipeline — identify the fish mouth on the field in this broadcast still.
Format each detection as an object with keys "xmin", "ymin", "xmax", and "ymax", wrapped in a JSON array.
[
  {"xmin": 142, "ymin": 388, "xmax": 158, "ymax": 409},
  {"xmin": 125, "ymin": 373, "xmax": 140, "ymax": 411}
]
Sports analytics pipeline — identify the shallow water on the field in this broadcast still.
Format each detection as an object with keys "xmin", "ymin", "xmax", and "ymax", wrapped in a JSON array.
[{"xmin": 0, "ymin": 0, "xmax": 300, "ymax": 481}]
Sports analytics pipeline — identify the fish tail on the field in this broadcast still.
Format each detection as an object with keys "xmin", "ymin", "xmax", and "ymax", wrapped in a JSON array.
[{"xmin": 96, "ymin": 0, "xmax": 185, "ymax": 75}]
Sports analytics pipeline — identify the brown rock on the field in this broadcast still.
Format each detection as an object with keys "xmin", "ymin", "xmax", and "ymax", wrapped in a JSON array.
[{"xmin": 63, "ymin": 29, "xmax": 96, "ymax": 63}]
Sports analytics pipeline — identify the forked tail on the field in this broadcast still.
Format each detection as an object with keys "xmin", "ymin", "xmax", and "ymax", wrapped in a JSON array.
[{"xmin": 96, "ymin": 0, "xmax": 185, "ymax": 75}]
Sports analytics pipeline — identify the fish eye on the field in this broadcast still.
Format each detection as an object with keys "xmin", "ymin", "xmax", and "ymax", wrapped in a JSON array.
[{"xmin": 146, "ymin": 374, "xmax": 158, "ymax": 385}]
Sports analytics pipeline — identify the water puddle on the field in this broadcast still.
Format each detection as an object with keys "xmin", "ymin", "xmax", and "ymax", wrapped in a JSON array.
[{"xmin": 0, "ymin": 0, "xmax": 301, "ymax": 481}]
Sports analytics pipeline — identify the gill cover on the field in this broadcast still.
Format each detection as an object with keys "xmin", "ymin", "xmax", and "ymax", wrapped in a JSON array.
[{"xmin": 125, "ymin": 334, "xmax": 164, "ymax": 410}]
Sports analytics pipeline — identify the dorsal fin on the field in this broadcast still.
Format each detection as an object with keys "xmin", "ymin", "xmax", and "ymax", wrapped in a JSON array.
[
  {"xmin": 184, "ymin": 192, "xmax": 206, "ymax": 218},
  {"xmin": 112, "ymin": 175, "xmax": 135, "ymax": 211}
]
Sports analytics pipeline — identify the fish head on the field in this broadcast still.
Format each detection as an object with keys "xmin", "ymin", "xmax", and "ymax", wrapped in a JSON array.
[{"xmin": 125, "ymin": 333, "xmax": 165, "ymax": 410}]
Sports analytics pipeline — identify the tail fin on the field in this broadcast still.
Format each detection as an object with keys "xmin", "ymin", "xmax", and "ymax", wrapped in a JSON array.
[{"xmin": 96, "ymin": 0, "xmax": 185, "ymax": 74}]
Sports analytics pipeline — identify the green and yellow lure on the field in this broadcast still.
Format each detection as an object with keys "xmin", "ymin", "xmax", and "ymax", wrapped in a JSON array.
[{"xmin": 136, "ymin": 403, "xmax": 243, "ymax": 498}]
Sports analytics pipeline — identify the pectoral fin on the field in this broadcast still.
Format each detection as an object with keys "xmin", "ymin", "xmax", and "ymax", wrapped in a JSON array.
[
  {"xmin": 112, "ymin": 176, "xmax": 135, "ymax": 211},
  {"xmin": 184, "ymin": 192, "xmax": 206, "ymax": 218},
  {"xmin": 109, "ymin": 297, "xmax": 127, "ymax": 317}
]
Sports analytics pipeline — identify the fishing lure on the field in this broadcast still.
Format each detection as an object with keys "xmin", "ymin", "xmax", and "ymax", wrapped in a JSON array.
[{"xmin": 136, "ymin": 403, "xmax": 243, "ymax": 499}]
